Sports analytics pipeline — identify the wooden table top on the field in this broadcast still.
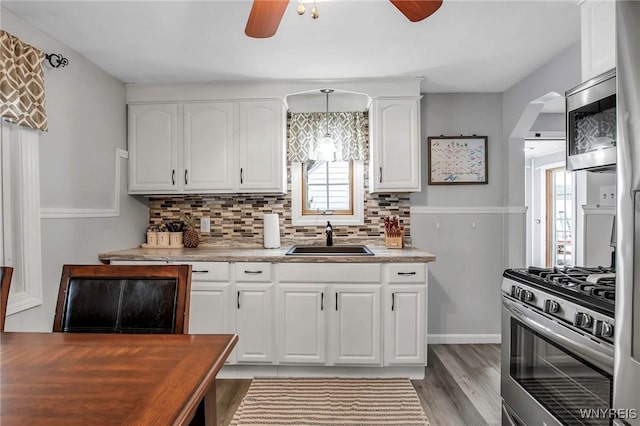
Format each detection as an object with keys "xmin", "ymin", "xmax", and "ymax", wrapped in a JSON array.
[{"xmin": 0, "ymin": 332, "xmax": 238, "ymax": 425}]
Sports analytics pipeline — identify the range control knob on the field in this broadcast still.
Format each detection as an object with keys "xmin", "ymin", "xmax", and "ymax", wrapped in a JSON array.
[
  {"xmin": 543, "ymin": 299, "xmax": 560, "ymax": 314},
  {"xmin": 511, "ymin": 286, "xmax": 521, "ymax": 299},
  {"xmin": 594, "ymin": 321, "xmax": 614, "ymax": 338},
  {"xmin": 519, "ymin": 290, "xmax": 534, "ymax": 303},
  {"xmin": 574, "ymin": 312, "xmax": 593, "ymax": 329}
]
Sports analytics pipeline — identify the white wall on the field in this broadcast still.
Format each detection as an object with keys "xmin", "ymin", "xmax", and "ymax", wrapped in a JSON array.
[{"xmin": 1, "ymin": 8, "xmax": 148, "ymax": 332}]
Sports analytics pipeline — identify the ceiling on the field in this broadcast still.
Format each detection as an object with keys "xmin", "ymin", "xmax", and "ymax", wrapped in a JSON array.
[{"xmin": 2, "ymin": 0, "xmax": 581, "ymax": 92}]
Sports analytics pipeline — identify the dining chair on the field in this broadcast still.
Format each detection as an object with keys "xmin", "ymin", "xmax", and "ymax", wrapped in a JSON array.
[
  {"xmin": 1, "ymin": 266, "xmax": 14, "ymax": 332},
  {"xmin": 53, "ymin": 264, "xmax": 192, "ymax": 334}
]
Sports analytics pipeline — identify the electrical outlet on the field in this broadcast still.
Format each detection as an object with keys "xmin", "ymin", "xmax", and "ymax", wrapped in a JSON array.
[
  {"xmin": 200, "ymin": 217, "xmax": 211, "ymax": 233},
  {"xmin": 599, "ymin": 186, "xmax": 616, "ymax": 206}
]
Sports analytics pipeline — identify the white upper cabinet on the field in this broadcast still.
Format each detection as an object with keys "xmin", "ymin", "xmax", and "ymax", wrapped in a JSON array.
[
  {"xmin": 369, "ymin": 98, "xmax": 421, "ymax": 193},
  {"xmin": 238, "ymin": 100, "xmax": 285, "ymax": 192},
  {"xmin": 183, "ymin": 102, "xmax": 235, "ymax": 191},
  {"xmin": 128, "ymin": 104, "xmax": 179, "ymax": 193},
  {"xmin": 128, "ymin": 100, "xmax": 285, "ymax": 195},
  {"xmin": 581, "ymin": 0, "xmax": 615, "ymax": 81}
]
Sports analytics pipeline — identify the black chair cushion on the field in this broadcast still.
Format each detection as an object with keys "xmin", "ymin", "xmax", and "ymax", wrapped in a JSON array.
[{"xmin": 62, "ymin": 278, "xmax": 178, "ymax": 333}]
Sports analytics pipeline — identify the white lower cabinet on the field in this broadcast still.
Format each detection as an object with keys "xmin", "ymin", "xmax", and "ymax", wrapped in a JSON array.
[
  {"xmin": 235, "ymin": 283, "xmax": 275, "ymax": 363},
  {"xmin": 331, "ymin": 285, "xmax": 382, "ymax": 365},
  {"xmin": 110, "ymin": 260, "xmax": 427, "ymax": 371},
  {"xmin": 277, "ymin": 284, "xmax": 326, "ymax": 364},
  {"xmin": 384, "ymin": 285, "xmax": 426, "ymax": 365}
]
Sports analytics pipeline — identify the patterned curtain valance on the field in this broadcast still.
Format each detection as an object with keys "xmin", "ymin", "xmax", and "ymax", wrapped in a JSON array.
[
  {"xmin": 288, "ymin": 111, "xmax": 367, "ymax": 162},
  {"xmin": 0, "ymin": 30, "xmax": 48, "ymax": 131}
]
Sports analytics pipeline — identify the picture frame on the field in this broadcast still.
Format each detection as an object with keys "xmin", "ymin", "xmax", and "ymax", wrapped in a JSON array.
[{"xmin": 427, "ymin": 136, "xmax": 488, "ymax": 185}]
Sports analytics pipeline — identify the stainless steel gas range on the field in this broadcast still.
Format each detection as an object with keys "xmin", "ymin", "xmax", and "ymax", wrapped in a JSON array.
[{"xmin": 501, "ymin": 266, "xmax": 616, "ymax": 426}]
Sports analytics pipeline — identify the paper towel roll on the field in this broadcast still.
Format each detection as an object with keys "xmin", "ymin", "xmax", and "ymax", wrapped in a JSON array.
[{"xmin": 263, "ymin": 213, "xmax": 281, "ymax": 248}]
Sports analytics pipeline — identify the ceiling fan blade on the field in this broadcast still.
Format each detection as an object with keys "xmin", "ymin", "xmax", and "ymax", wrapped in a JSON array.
[
  {"xmin": 245, "ymin": 0, "xmax": 290, "ymax": 38},
  {"xmin": 389, "ymin": 0, "xmax": 443, "ymax": 22}
]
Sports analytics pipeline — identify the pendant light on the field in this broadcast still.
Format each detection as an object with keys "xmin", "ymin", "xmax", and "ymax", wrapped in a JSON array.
[{"xmin": 317, "ymin": 89, "xmax": 336, "ymax": 161}]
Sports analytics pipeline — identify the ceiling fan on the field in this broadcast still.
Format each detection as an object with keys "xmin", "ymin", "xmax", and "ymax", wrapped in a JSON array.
[{"xmin": 245, "ymin": 0, "xmax": 443, "ymax": 38}]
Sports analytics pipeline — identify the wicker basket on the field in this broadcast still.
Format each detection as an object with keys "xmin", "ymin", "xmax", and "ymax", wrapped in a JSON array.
[{"xmin": 384, "ymin": 230, "xmax": 404, "ymax": 249}]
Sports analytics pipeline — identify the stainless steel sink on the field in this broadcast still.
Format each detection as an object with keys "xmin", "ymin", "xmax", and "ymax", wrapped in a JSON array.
[{"xmin": 285, "ymin": 245, "xmax": 374, "ymax": 256}]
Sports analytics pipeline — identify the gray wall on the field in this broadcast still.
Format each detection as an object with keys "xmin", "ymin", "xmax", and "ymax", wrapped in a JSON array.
[
  {"xmin": 2, "ymin": 8, "xmax": 148, "ymax": 332},
  {"xmin": 411, "ymin": 93, "xmax": 504, "ymax": 341},
  {"xmin": 411, "ymin": 43, "xmax": 582, "ymax": 342}
]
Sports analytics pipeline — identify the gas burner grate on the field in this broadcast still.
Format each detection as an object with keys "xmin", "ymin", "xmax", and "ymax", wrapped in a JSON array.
[{"xmin": 523, "ymin": 266, "xmax": 616, "ymax": 303}]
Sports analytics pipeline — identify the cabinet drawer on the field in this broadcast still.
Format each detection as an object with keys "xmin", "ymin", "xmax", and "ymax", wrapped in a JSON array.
[
  {"xmin": 235, "ymin": 263, "xmax": 272, "ymax": 282},
  {"xmin": 386, "ymin": 264, "xmax": 426, "ymax": 283},
  {"xmin": 279, "ymin": 263, "xmax": 381, "ymax": 283},
  {"xmin": 174, "ymin": 261, "xmax": 229, "ymax": 282}
]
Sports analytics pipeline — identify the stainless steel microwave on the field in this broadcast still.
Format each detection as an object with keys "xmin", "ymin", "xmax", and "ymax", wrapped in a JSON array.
[{"xmin": 565, "ymin": 68, "xmax": 616, "ymax": 171}]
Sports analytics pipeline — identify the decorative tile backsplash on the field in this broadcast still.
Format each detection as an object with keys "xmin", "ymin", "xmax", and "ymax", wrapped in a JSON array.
[{"xmin": 148, "ymin": 186, "xmax": 411, "ymax": 246}]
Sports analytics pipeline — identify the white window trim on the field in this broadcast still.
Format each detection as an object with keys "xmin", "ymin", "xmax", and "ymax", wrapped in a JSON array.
[
  {"xmin": 1, "ymin": 121, "xmax": 44, "ymax": 316},
  {"xmin": 291, "ymin": 160, "xmax": 364, "ymax": 226}
]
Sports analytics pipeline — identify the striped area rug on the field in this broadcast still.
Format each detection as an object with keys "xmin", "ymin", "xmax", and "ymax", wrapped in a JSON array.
[{"xmin": 230, "ymin": 377, "xmax": 430, "ymax": 426}]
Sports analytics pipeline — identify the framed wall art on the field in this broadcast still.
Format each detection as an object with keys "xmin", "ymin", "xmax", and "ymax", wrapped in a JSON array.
[{"xmin": 427, "ymin": 136, "xmax": 488, "ymax": 185}]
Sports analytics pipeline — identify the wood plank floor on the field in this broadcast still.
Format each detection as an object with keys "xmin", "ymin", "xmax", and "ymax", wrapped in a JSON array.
[{"xmin": 215, "ymin": 344, "xmax": 501, "ymax": 426}]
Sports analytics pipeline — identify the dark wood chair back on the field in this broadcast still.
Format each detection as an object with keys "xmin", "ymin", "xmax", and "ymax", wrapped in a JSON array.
[
  {"xmin": 1, "ymin": 266, "xmax": 14, "ymax": 332},
  {"xmin": 53, "ymin": 264, "xmax": 192, "ymax": 334}
]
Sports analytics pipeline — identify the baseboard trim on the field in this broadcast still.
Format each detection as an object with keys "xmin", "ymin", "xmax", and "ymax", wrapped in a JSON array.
[
  {"xmin": 217, "ymin": 365, "xmax": 426, "ymax": 380},
  {"xmin": 428, "ymin": 334, "xmax": 502, "ymax": 344}
]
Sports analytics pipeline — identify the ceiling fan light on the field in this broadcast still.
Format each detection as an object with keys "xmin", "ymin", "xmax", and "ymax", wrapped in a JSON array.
[{"xmin": 297, "ymin": 1, "xmax": 305, "ymax": 15}]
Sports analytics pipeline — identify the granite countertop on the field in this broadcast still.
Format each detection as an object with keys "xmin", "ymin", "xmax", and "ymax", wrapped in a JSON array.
[{"xmin": 98, "ymin": 244, "xmax": 436, "ymax": 264}]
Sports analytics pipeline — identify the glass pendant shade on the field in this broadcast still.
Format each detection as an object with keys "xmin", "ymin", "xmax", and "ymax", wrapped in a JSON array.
[
  {"xmin": 316, "ymin": 89, "xmax": 336, "ymax": 161},
  {"xmin": 317, "ymin": 133, "xmax": 336, "ymax": 161}
]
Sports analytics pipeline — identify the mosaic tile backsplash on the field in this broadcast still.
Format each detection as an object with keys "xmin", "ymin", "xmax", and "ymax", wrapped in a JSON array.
[{"xmin": 148, "ymin": 185, "xmax": 411, "ymax": 246}]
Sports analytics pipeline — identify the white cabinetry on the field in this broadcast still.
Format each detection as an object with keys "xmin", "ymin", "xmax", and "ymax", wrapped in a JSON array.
[
  {"xmin": 277, "ymin": 284, "xmax": 326, "ymax": 364},
  {"xmin": 370, "ymin": 98, "xmax": 421, "ymax": 193},
  {"xmin": 238, "ymin": 101, "xmax": 286, "ymax": 192},
  {"xmin": 581, "ymin": 0, "xmax": 615, "ymax": 81},
  {"xmin": 235, "ymin": 263, "xmax": 275, "ymax": 363},
  {"xmin": 384, "ymin": 264, "xmax": 427, "ymax": 365},
  {"xmin": 331, "ymin": 285, "xmax": 381, "ymax": 365},
  {"xmin": 128, "ymin": 100, "xmax": 285, "ymax": 195},
  {"xmin": 183, "ymin": 102, "xmax": 235, "ymax": 191},
  {"xmin": 128, "ymin": 104, "xmax": 179, "ymax": 193},
  {"xmin": 277, "ymin": 263, "xmax": 385, "ymax": 366},
  {"xmin": 107, "ymin": 259, "xmax": 428, "ymax": 373}
]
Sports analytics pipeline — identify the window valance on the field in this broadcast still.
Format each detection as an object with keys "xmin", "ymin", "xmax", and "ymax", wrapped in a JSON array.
[
  {"xmin": 288, "ymin": 111, "xmax": 367, "ymax": 162},
  {"xmin": 0, "ymin": 30, "xmax": 48, "ymax": 131}
]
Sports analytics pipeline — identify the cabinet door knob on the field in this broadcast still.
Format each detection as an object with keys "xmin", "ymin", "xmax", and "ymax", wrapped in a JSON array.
[
  {"xmin": 184, "ymin": 169, "xmax": 189, "ymax": 185},
  {"xmin": 391, "ymin": 293, "xmax": 395, "ymax": 311},
  {"xmin": 335, "ymin": 292, "xmax": 339, "ymax": 311},
  {"xmin": 379, "ymin": 167, "xmax": 382, "ymax": 183},
  {"xmin": 321, "ymin": 292, "xmax": 324, "ymax": 311},
  {"xmin": 171, "ymin": 169, "xmax": 176, "ymax": 186},
  {"xmin": 237, "ymin": 291, "xmax": 240, "ymax": 309},
  {"xmin": 397, "ymin": 272, "xmax": 416, "ymax": 276},
  {"xmin": 240, "ymin": 168, "xmax": 244, "ymax": 184}
]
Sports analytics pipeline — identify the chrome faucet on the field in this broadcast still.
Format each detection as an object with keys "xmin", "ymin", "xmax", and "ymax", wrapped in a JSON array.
[{"xmin": 326, "ymin": 221, "xmax": 333, "ymax": 246}]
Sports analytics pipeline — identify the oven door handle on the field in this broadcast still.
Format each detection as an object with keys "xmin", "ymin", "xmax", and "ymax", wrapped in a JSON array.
[{"xmin": 503, "ymin": 296, "xmax": 614, "ymax": 372}]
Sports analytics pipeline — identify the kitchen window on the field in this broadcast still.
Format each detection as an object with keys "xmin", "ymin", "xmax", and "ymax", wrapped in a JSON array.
[
  {"xmin": 291, "ymin": 161, "xmax": 364, "ymax": 226},
  {"xmin": 302, "ymin": 160, "xmax": 353, "ymax": 216}
]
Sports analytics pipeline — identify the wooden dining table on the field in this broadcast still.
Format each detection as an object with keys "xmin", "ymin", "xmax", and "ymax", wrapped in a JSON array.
[{"xmin": 0, "ymin": 332, "xmax": 238, "ymax": 425}]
